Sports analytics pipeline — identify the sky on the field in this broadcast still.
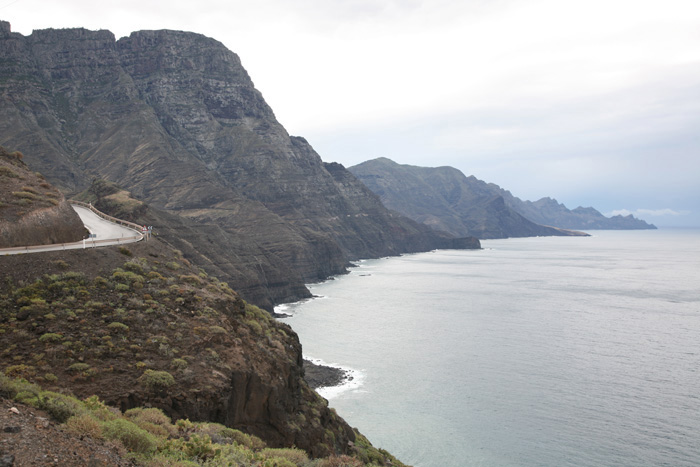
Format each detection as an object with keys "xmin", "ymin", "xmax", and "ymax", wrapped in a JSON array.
[{"xmin": 3, "ymin": 0, "xmax": 699, "ymax": 227}]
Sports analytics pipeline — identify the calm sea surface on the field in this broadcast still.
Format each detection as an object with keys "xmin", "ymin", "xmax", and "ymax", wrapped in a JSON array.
[{"xmin": 278, "ymin": 230, "xmax": 700, "ymax": 467}]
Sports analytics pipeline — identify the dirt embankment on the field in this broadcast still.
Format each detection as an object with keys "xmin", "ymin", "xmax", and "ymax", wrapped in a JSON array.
[{"xmin": 0, "ymin": 147, "xmax": 86, "ymax": 248}]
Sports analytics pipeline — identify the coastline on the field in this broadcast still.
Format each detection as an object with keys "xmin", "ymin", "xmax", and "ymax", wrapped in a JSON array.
[{"xmin": 303, "ymin": 359, "xmax": 349, "ymax": 390}]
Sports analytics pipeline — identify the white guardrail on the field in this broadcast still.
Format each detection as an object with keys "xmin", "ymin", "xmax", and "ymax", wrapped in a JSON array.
[{"xmin": 0, "ymin": 201, "xmax": 145, "ymax": 256}]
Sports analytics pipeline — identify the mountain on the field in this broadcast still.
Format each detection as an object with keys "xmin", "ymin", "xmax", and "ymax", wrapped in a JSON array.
[
  {"xmin": 500, "ymin": 196, "xmax": 657, "ymax": 230},
  {"xmin": 0, "ymin": 21, "xmax": 478, "ymax": 309},
  {"xmin": 0, "ymin": 146, "xmax": 86, "ymax": 247},
  {"xmin": 350, "ymin": 158, "xmax": 656, "ymax": 236},
  {"xmin": 349, "ymin": 158, "xmax": 587, "ymax": 239}
]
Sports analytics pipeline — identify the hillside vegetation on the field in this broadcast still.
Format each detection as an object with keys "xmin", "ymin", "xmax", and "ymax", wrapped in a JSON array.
[{"xmin": 0, "ymin": 224, "xmax": 406, "ymax": 465}]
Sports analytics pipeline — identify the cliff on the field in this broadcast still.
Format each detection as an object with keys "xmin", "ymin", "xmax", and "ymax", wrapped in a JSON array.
[
  {"xmin": 0, "ymin": 236, "xmax": 406, "ymax": 464},
  {"xmin": 349, "ymin": 158, "xmax": 586, "ymax": 239},
  {"xmin": 0, "ymin": 146, "xmax": 86, "ymax": 247},
  {"xmin": 0, "ymin": 21, "xmax": 479, "ymax": 309}
]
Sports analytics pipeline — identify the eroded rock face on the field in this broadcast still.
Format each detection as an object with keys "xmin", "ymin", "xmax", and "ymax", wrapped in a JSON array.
[
  {"xmin": 0, "ymin": 147, "xmax": 86, "ymax": 247},
  {"xmin": 0, "ymin": 21, "xmax": 478, "ymax": 308}
]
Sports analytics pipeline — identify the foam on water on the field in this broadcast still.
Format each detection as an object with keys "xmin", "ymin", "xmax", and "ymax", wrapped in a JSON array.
[{"xmin": 304, "ymin": 356, "xmax": 365, "ymax": 400}]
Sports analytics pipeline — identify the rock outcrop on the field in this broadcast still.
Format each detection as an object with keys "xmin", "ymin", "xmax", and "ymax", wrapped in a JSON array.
[
  {"xmin": 349, "ymin": 158, "xmax": 587, "ymax": 239},
  {"xmin": 0, "ymin": 21, "xmax": 479, "ymax": 308},
  {"xmin": 0, "ymin": 147, "xmax": 86, "ymax": 247}
]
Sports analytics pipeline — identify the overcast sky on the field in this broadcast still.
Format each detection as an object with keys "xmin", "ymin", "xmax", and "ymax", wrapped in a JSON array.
[{"xmin": 3, "ymin": 0, "xmax": 699, "ymax": 226}]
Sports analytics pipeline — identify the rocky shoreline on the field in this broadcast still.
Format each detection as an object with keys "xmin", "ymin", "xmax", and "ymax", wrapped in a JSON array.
[{"xmin": 303, "ymin": 359, "xmax": 351, "ymax": 390}]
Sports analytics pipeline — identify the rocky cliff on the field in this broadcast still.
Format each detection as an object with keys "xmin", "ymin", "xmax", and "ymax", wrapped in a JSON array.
[
  {"xmin": 0, "ymin": 237, "xmax": 400, "ymax": 462},
  {"xmin": 349, "ymin": 158, "xmax": 586, "ymax": 239},
  {"xmin": 0, "ymin": 146, "xmax": 86, "ymax": 247},
  {"xmin": 0, "ymin": 21, "xmax": 478, "ymax": 309}
]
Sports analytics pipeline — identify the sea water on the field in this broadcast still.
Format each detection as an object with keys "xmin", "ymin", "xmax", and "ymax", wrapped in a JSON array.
[{"xmin": 279, "ymin": 230, "xmax": 700, "ymax": 467}]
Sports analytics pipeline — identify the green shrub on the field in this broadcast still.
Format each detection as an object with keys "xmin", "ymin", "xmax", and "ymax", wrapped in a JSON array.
[
  {"xmin": 262, "ymin": 457, "xmax": 296, "ymax": 467},
  {"xmin": 178, "ymin": 274, "xmax": 201, "ymax": 286},
  {"xmin": 0, "ymin": 374, "xmax": 40, "ymax": 399},
  {"xmin": 102, "ymin": 418, "xmax": 158, "ymax": 454},
  {"xmin": 39, "ymin": 332, "xmax": 63, "ymax": 343},
  {"xmin": 164, "ymin": 434, "xmax": 220, "ymax": 462},
  {"xmin": 118, "ymin": 246, "xmax": 133, "ymax": 256},
  {"xmin": 66, "ymin": 413, "xmax": 103, "ymax": 438},
  {"xmin": 37, "ymin": 391, "xmax": 85, "ymax": 423},
  {"xmin": 171, "ymin": 358, "xmax": 188, "ymax": 370},
  {"xmin": 138, "ymin": 369, "xmax": 175, "ymax": 392},
  {"xmin": 108, "ymin": 322, "xmax": 130, "ymax": 333},
  {"xmin": 12, "ymin": 190, "xmax": 38, "ymax": 200},
  {"xmin": 0, "ymin": 166, "xmax": 19, "ymax": 178},
  {"xmin": 67, "ymin": 362, "xmax": 91, "ymax": 373},
  {"xmin": 261, "ymin": 448, "xmax": 309, "ymax": 466}
]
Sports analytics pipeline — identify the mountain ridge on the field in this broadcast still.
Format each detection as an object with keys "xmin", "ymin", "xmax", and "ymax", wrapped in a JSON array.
[{"xmin": 349, "ymin": 158, "xmax": 655, "ymax": 237}]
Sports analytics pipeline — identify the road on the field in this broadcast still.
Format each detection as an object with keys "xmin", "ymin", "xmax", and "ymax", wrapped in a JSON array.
[
  {"xmin": 72, "ymin": 205, "xmax": 139, "ymax": 240},
  {"xmin": 0, "ymin": 205, "xmax": 143, "ymax": 255}
]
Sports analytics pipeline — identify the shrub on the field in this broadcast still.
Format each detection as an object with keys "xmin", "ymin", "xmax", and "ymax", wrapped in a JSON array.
[
  {"xmin": 66, "ymin": 414, "xmax": 103, "ymax": 438},
  {"xmin": 178, "ymin": 275, "xmax": 201, "ymax": 286},
  {"xmin": 102, "ymin": 418, "xmax": 158, "ymax": 454},
  {"xmin": 118, "ymin": 247, "xmax": 133, "ymax": 257},
  {"xmin": 171, "ymin": 358, "xmax": 188, "ymax": 370},
  {"xmin": 108, "ymin": 322, "xmax": 129, "ymax": 333},
  {"xmin": 37, "ymin": 391, "xmax": 85, "ymax": 423},
  {"xmin": 3, "ymin": 364, "xmax": 35, "ymax": 378},
  {"xmin": 67, "ymin": 363, "xmax": 91, "ymax": 373},
  {"xmin": 43, "ymin": 373, "xmax": 58, "ymax": 382},
  {"xmin": 0, "ymin": 374, "xmax": 40, "ymax": 399},
  {"xmin": 12, "ymin": 190, "xmax": 38, "ymax": 200},
  {"xmin": 39, "ymin": 332, "xmax": 63, "ymax": 343},
  {"xmin": 138, "ymin": 370, "xmax": 175, "ymax": 392},
  {"xmin": 261, "ymin": 448, "xmax": 309, "ymax": 465},
  {"xmin": 0, "ymin": 166, "xmax": 19, "ymax": 178},
  {"xmin": 316, "ymin": 455, "xmax": 364, "ymax": 467}
]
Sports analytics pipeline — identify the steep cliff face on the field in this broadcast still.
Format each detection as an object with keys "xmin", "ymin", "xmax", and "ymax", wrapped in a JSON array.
[
  {"xmin": 0, "ymin": 21, "xmax": 478, "ymax": 308},
  {"xmin": 0, "ymin": 147, "xmax": 86, "ymax": 247},
  {"xmin": 349, "ymin": 158, "xmax": 585, "ymax": 239}
]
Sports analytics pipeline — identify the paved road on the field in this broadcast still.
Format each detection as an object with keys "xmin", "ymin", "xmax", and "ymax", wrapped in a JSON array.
[
  {"xmin": 0, "ymin": 205, "xmax": 143, "ymax": 255},
  {"xmin": 72, "ymin": 205, "xmax": 138, "ymax": 240}
]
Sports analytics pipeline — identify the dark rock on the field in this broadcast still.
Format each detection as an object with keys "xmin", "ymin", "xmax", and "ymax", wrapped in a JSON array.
[
  {"xmin": 0, "ymin": 453, "xmax": 14, "ymax": 467},
  {"xmin": 3, "ymin": 426, "xmax": 20, "ymax": 433}
]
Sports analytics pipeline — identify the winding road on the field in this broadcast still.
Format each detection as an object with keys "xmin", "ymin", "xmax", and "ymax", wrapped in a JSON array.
[{"xmin": 0, "ymin": 204, "xmax": 144, "ymax": 256}]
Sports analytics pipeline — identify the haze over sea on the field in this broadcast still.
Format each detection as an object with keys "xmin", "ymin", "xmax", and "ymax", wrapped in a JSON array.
[{"xmin": 279, "ymin": 230, "xmax": 700, "ymax": 467}]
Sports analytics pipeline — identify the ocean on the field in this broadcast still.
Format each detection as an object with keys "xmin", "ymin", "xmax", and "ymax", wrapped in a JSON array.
[{"xmin": 277, "ymin": 230, "xmax": 700, "ymax": 467}]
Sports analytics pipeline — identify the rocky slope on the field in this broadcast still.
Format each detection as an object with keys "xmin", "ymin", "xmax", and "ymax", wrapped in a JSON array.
[
  {"xmin": 0, "ymin": 235, "xmax": 405, "ymax": 463},
  {"xmin": 349, "ymin": 158, "xmax": 586, "ymax": 239},
  {"xmin": 0, "ymin": 146, "xmax": 86, "ymax": 248},
  {"xmin": 0, "ymin": 21, "xmax": 478, "ymax": 308}
]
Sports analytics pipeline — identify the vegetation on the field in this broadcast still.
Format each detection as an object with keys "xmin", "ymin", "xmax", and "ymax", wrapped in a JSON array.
[{"xmin": 0, "ymin": 374, "xmax": 400, "ymax": 466}]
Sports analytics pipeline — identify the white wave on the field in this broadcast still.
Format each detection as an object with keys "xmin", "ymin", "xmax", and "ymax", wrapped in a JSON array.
[{"xmin": 305, "ymin": 356, "xmax": 365, "ymax": 400}]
